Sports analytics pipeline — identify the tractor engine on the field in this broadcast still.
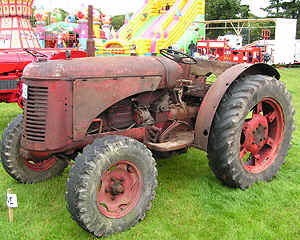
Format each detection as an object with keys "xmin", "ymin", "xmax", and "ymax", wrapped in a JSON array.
[{"xmin": 21, "ymin": 56, "xmax": 203, "ymax": 159}]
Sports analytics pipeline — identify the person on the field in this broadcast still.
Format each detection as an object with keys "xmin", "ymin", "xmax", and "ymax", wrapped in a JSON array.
[
  {"xmin": 126, "ymin": 29, "xmax": 133, "ymax": 40},
  {"xmin": 74, "ymin": 33, "xmax": 79, "ymax": 48},
  {"xmin": 248, "ymin": 52, "xmax": 253, "ymax": 63},
  {"xmin": 257, "ymin": 53, "xmax": 261, "ymax": 63},
  {"xmin": 263, "ymin": 53, "xmax": 271, "ymax": 63},
  {"xmin": 130, "ymin": 44, "xmax": 137, "ymax": 56},
  {"xmin": 166, "ymin": 3, "xmax": 170, "ymax": 11},
  {"xmin": 142, "ymin": 13, "xmax": 147, "ymax": 20},
  {"xmin": 188, "ymin": 41, "xmax": 196, "ymax": 57},
  {"xmin": 57, "ymin": 29, "xmax": 64, "ymax": 48}
]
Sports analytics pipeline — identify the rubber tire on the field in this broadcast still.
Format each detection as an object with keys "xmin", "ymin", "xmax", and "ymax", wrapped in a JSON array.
[
  {"xmin": 1, "ymin": 115, "xmax": 68, "ymax": 184},
  {"xmin": 207, "ymin": 75, "xmax": 295, "ymax": 189},
  {"xmin": 66, "ymin": 136, "xmax": 158, "ymax": 237}
]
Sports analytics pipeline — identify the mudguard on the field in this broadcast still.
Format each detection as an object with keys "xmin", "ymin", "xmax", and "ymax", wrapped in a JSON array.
[{"xmin": 194, "ymin": 63, "xmax": 280, "ymax": 151}]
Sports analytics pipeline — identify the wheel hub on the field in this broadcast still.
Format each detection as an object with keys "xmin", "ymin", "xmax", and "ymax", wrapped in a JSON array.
[
  {"xmin": 106, "ymin": 177, "xmax": 125, "ymax": 200},
  {"xmin": 242, "ymin": 114, "xmax": 268, "ymax": 154},
  {"xmin": 240, "ymin": 98, "xmax": 284, "ymax": 174},
  {"xmin": 96, "ymin": 160, "xmax": 142, "ymax": 219}
]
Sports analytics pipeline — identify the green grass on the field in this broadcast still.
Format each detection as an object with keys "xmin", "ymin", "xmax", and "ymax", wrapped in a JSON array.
[{"xmin": 0, "ymin": 68, "xmax": 300, "ymax": 240}]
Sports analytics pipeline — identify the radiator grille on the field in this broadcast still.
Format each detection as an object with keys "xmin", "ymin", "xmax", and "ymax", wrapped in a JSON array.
[
  {"xmin": 24, "ymin": 86, "xmax": 48, "ymax": 142},
  {"xmin": 0, "ymin": 79, "xmax": 18, "ymax": 90}
]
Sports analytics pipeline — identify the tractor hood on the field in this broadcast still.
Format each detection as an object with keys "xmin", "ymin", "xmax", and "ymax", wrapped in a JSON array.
[
  {"xmin": 23, "ymin": 56, "xmax": 183, "ymax": 83},
  {"xmin": 0, "ymin": 50, "xmax": 33, "ymax": 74}
]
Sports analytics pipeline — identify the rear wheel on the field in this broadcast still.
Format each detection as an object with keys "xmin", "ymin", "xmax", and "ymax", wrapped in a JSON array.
[
  {"xmin": 208, "ymin": 75, "xmax": 295, "ymax": 189},
  {"xmin": 1, "ymin": 115, "xmax": 68, "ymax": 183},
  {"xmin": 66, "ymin": 136, "xmax": 157, "ymax": 237}
]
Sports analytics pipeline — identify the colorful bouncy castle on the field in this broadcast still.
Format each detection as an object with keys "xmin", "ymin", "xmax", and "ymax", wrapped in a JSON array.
[{"xmin": 97, "ymin": 0, "xmax": 205, "ymax": 55}]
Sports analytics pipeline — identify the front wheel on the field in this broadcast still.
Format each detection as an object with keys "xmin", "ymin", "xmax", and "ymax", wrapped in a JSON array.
[
  {"xmin": 1, "ymin": 115, "xmax": 68, "ymax": 183},
  {"xmin": 66, "ymin": 136, "xmax": 157, "ymax": 237},
  {"xmin": 207, "ymin": 75, "xmax": 295, "ymax": 189}
]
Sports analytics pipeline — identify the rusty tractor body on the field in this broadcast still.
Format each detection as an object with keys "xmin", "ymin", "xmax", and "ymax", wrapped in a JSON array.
[{"xmin": 1, "ymin": 50, "xmax": 294, "ymax": 237}]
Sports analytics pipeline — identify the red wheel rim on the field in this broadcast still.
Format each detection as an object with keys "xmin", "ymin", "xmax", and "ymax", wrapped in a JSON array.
[
  {"xmin": 96, "ymin": 160, "xmax": 143, "ymax": 219},
  {"xmin": 240, "ymin": 98, "xmax": 284, "ymax": 174},
  {"xmin": 24, "ymin": 156, "xmax": 57, "ymax": 171}
]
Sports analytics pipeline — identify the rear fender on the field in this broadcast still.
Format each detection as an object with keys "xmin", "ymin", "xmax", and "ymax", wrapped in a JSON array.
[{"xmin": 193, "ymin": 63, "xmax": 280, "ymax": 151}]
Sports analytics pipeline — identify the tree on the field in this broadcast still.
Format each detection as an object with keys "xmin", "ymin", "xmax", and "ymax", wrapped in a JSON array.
[
  {"xmin": 58, "ymin": 8, "xmax": 69, "ymax": 22},
  {"xmin": 111, "ymin": 15, "xmax": 126, "ymax": 31},
  {"xmin": 206, "ymin": 0, "xmax": 249, "ymax": 20},
  {"xmin": 205, "ymin": 0, "xmax": 250, "ymax": 38},
  {"xmin": 263, "ymin": 0, "xmax": 283, "ymax": 16},
  {"xmin": 30, "ymin": 6, "xmax": 37, "ymax": 27},
  {"xmin": 263, "ymin": 0, "xmax": 300, "ymax": 38},
  {"xmin": 96, "ymin": 8, "xmax": 103, "ymax": 15},
  {"xmin": 263, "ymin": 0, "xmax": 300, "ymax": 18},
  {"xmin": 281, "ymin": 0, "xmax": 300, "ymax": 19}
]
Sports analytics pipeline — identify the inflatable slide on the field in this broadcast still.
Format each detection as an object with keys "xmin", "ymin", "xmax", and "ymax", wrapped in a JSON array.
[{"xmin": 96, "ymin": 0, "xmax": 205, "ymax": 55}]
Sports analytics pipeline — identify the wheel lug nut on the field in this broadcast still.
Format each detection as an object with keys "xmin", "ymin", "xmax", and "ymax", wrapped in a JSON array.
[{"xmin": 127, "ymin": 165, "xmax": 133, "ymax": 173}]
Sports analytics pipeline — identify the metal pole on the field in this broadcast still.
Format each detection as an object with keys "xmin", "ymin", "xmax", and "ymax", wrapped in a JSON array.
[
  {"xmin": 248, "ymin": 22, "xmax": 250, "ymax": 44},
  {"xmin": 87, "ymin": 5, "xmax": 95, "ymax": 57}
]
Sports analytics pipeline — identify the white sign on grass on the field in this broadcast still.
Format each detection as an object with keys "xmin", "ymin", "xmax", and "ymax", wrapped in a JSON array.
[{"xmin": 7, "ymin": 193, "xmax": 18, "ymax": 208}]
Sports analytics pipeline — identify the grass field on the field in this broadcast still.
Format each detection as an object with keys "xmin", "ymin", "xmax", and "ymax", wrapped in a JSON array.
[{"xmin": 0, "ymin": 68, "xmax": 299, "ymax": 240}]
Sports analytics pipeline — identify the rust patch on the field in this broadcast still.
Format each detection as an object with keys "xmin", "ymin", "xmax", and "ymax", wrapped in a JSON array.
[{"xmin": 73, "ymin": 76, "xmax": 162, "ymax": 140}]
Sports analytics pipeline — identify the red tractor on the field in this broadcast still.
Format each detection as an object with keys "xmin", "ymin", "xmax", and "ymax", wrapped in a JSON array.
[
  {"xmin": 1, "ymin": 49, "xmax": 295, "ymax": 237},
  {"xmin": 0, "ymin": 48, "xmax": 87, "ymax": 107}
]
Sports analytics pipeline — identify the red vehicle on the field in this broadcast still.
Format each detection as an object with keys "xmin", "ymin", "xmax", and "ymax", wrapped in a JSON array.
[
  {"xmin": 1, "ymin": 49, "xmax": 295, "ymax": 237},
  {"xmin": 197, "ymin": 39, "xmax": 262, "ymax": 63},
  {"xmin": 0, "ymin": 48, "xmax": 87, "ymax": 107},
  {"xmin": 0, "ymin": 0, "xmax": 87, "ymax": 106}
]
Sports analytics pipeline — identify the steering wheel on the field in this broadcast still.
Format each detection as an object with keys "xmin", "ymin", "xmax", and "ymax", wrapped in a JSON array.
[
  {"xmin": 23, "ymin": 48, "xmax": 48, "ymax": 58},
  {"xmin": 160, "ymin": 49, "xmax": 197, "ymax": 64}
]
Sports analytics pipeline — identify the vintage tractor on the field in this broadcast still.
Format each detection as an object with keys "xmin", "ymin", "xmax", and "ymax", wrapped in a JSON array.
[
  {"xmin": 1, "ymin": 50, "xmax": 295, "ymax": 237},
  {"xmin": 0, "ymin": 48, "xmax": 87, "ymax": 107}
]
